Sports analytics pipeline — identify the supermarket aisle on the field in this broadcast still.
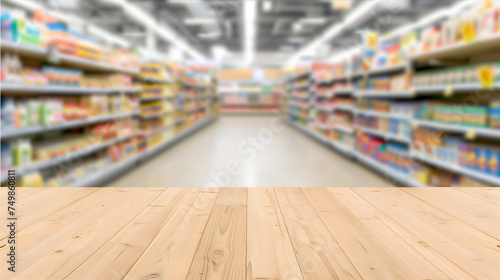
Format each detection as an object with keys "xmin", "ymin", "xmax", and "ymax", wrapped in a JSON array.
[{"xmin": 107, "ymin": 116, "xmax": 395, "ymax": 187}]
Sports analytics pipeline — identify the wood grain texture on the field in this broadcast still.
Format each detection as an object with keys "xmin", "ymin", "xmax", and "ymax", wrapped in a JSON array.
[
  {"xmin": 274, "ymin": 188, "xmax": 362, "ymax": 280},
  {"xmin": 246, "ymin": 188, "xmax": 303, "ymax": 280},
  {"xmin": 186, "ymin": 188, "xmax": 247, "ymax": 280},
  {"xmin": 123, "ymin": 189, "xmax": 219, "ymax": 280},
  {"xmin": 1, "ymin": 187, "xmax": 498, "ymax": 280},
  {"xmin": 353, "ymin": 187, "xmax": 500, "ymax": 280},
  {"xmin": 66, "ymin": 187, "xmax": 193, "ymax": 279}
]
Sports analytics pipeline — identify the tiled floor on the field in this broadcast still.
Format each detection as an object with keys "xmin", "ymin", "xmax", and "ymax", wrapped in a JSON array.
[{"xmin": 107, "ymin": 116, "xmax": 394, "ymax": 187}]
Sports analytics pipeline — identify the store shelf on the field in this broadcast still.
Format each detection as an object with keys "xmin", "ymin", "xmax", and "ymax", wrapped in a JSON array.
[
  {"xmin": 0, "ymin": 134, "xmax": 135, "ymax": 183},
  {"xmin": 185, "ymin": 105, "xmax": 209, "ymax": 114},
  {"xmin": 139, "ymin": 96, "xmax": 168, "ymax": 102},
  {"xmin": 288, "ymin": 71, "xmax": 310, "ymax": 82},
  {"xmin": 1, "ymin": 40, "xmax": 47, "ymax": 58},
  {"xmin": 412, "ymin": 119, "xmax": 500, "ymax": 139},
  {"xmin": 356, "ymin": 110, "xmax": 411, "ymax": 120},
  {"xmin": 315, "ymin": 105, "xmax": 333, "ymax": 112},
  {"xmin": 411, "ymin": 33, "xmax": 500, "ymax": 62},
  {"xmin": 413, "ymin": 83, "xmax": 500, "ymax": 95},
  {"xmin": 179, "ymin": 79, "xmax": 208, "ymax": 89},
  {"xmin": 68, "ymin": 116, "xmax": 215, "ymax": 187},
  {"xmin": 355, "ymin": 90, "xmax": 415, "ymax": 98},
  {"xmin": 333, "ymin": 125, "xmax": 354, "ymax": 134},
  {"xmin": 2, "ymin": 41, "xmax": 142, "ymax": 75},
  {"xmin": 367, "ymin": 63, "xmax": 407, "ymax": 76},
  {"xmin": 312, "ymin": 122, "xmax": 333, "ymax": 130},
  {"xmin": 356, "ymin": 126, "xmax": 411, "ymax": 144},
  {"xmin": 221, "ymin": 103, "xmax": 279, "ymax": 107},
  {"xmin": 410, "ymin": 152, "xmax": 500, "ymax": 187},
  {"xmin": 184, "ymin": 94, "xmax": 213, "ymax": 100},
  {"xmin": 139, "ymin": 109, "xmax": 177, "ymax": 120},
  {"xmin": 353, "ymin": 151, "xmax": 426, "ymax": 187},
  {"xmin": 1, "ymin": 83, "xmax": 140, "ymax": 94},
  {"xmin": 289, "ymin": 102, "xmax": 311, "ymax": 109},
  {"xmin": 1, "ymin": 111, "xmax": 139, "ymax": 139},
  {"xmin": 333, "ymin": 105, "xmax": 355, "ymax": 113},
  {"xmin": 290, "ymin": 94, "xmax": 310, "ymax": 100},
  {"xmin": 289, "ymin": 111, "xmax": 311, "ymax": 120},
  {"xmin": 289, "ymin": 121, "xmax": 329, "ymax": 144},
  {"xmin": 137, "ymin": 122, "xmax": 177, "ymax": 137},
  {"xmin": 141, "ymin": 77, "xmax": 172, "ymax": 83},
  {"xmin": 290, "ymin": 84, "xmax": 309, "ymax": 90}
]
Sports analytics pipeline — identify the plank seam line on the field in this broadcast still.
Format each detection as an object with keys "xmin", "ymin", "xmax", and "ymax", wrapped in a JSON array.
[
  {"xmin": 62, "ymin": 188, "xmax": 169, "ymax": 279},
  {"xmin": 400, "ymin": 188, "xmax": 500, "ymax": 241},
  {"xmin": 348, "ymin": 188, "xmax": 476, "ymax": 279},
  {"xmin": 184, "ymin": 188, "xmax": 223, "ymax": 279},
  {"xmin": 0, "ymin": 188, "xmax": 102, "ymax": 241},
  {"xmin": 272, "ymin": 188, "xmax": 306, "ymax": 280},
  {"xmin": 300, "ymin": 187, "xmax": 363, "ymax": 279}
]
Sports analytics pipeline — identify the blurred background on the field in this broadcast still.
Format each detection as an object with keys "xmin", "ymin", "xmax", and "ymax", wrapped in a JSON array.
[{"xmin": 1, "ymin": 0, "xmax": 500, "ymax": 188}]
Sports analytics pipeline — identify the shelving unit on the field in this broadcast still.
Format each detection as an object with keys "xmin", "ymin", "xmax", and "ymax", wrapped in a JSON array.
[
  {"xmin": 218, "ymin": 78, "xmax": 281, "ymax": 114},
  {"xmin": 283, "ymin": 27, "xmax": 500, "ymax": 188},
  {"xmin": 1, "ymin": 38, "xmax": 217, "ymax": 187}
]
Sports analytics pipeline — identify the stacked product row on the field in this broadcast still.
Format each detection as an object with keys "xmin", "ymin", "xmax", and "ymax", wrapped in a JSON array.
[
  {"xmin": 283, "ymin": 1, "xmax": 500, "ymax": 188},
  {"xmin": 0, "ymin": 11, "xmax": 216, "ymax": 188}
]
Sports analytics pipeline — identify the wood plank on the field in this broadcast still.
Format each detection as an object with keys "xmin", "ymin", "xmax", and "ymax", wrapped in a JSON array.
[
  {"xmin": 327, "ymin": 188, "xmax": 470, "ymax": 279},
  {"xmin": 65, "ymin": 187, "xmax": 193, "ymax": 279},
  {"xmin": 10, "ymin": 188, "xmax": 163, "ymax": 280},
  {"xmin": 353, "ymin": 188, "xmax": 500, "ymax": 280},
  {"xmin": 0, "ymin": 187, "xmax": 57, "ymax": 209},
  {"xmin": 455, "ymin": 188, "xmax": 500, "ymax": 206},
  {"xmin": 303, "ymin": 187, "xmax": 450, "ymax": 279},
  {"xmin": 124, "ymin": 188, "xmax": 219, "ymax": 280},
  {"xmin": 246, "ymin": 188, "xmax": 303, "ymax": 280},
  {"xmin": 1, "ymin": 188, "xmax": 98, "ymax": 239},
  {"xmin": 402, "ymin": 187, "xmax": 500, "ymax": 240},
  {"xmin": 186, "ymin": 188, "xmax": 247, "ymax": 280},
  {"xmin": 274, "ymin": 188, "xmax": 362, "ymax": 280},
  {"xmin": 0, "ymin": 188, "xmax": 159, "ymax": 277}
]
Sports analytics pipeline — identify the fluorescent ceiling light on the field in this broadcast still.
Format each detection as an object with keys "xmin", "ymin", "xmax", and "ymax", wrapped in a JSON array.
[
  {"xmin": 184, "ymin": 18, "xmax": 217, "ymax": 25},
  {"xmin": 287, "ymin": 0, "xmax": 384, "ymax": 64},
  {"xmin": 198, "ymin": 32, "xmax": 221, "ymax": 38},
  {"xmin": 244, "ymin": 0, "xmax": 257, "ymax": 64},
  {"xmin": 382, "ymin": 0, "xmax": 479, "ymax": 40},
  {"xmin": 300, "ymin": 18, "xmax": 327, "ymax": 25},
  {"xmin": 211, "ymin": 45, "xmax": 228, "ymax": 61},
  {"xmin": 263, "ymin": 0, "xmax": 273, "ymax": 12},
  {"xmin": 292, "ymin": 23, "xmax": 303, "ymax": 33},
  {"xmin": 100, "ymin": 0, "xmax": 206, "ymax": 61}
]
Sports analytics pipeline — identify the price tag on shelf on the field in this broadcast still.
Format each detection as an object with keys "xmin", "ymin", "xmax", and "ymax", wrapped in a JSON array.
[
  {"xmin": 465, "ymin": 129, "xmax": 477, "ymax": 140},
  {"xmin": 444, "ymin": 86, "xmax": 454, "ymax": 97},
  {"xmin": 462, "ymin": 21, "xmax": 476, "ymax": 43},
  {"xmin": 47, "ymin": 45, "xmax": 60, "ymax": 64},
  {"xmin": 478, "ymin": 66, "xmax": 494, "ymax": 89}
]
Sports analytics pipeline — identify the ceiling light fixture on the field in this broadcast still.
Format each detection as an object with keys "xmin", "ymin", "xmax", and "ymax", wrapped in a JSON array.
[
  {"xmin": 98, "ymin": 0, "xmax": 207, "ymax": 60},
  {"xmin": 300, "ymin": 18, "xmax": 327, "ymax": 25},
  {"xmin": 184, "ymin": 18, "xmax": 218, "ymax": 25},
  {"xmin": 286, "ymin": 0, "xmax": 385, "ymax": 64},
  {"xmin": 263, "ymin": 0, "xmax": 273, "ymax": 12},
  {"xmin": 244, "ymin": 0, "xmax": 257, "ymax": 64}
]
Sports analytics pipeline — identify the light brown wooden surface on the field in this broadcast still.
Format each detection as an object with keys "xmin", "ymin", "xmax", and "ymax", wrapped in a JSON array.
[{"xmin": 0, "ymin": 187, "xmax": 498, "ymax": 280}]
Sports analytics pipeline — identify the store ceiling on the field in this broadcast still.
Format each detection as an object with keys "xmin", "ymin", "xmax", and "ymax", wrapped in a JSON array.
[{"xmin": 32, "ymin": 0, "xmax": 459, "ymax": 64}]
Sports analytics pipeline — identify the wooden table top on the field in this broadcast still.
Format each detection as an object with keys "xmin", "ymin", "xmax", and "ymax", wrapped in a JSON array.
[{"xmin": 1, "ymin": 187, "xmax": 499, "ymax": 279}]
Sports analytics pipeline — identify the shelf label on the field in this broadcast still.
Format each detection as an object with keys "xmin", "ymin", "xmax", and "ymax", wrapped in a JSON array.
[
  {"xmin": 478, "ymin": 66, "xmax": 494, "ymax": 89},
  {"xmin": 465, "ymin": 129, "xmax": 477, "ymax": 140},
  {"xmin": 444, "ymin": 86, "xmax": 454, "ymax": 97},
  {"xmin": 462, "ymin": 21, "xmax": 476, "ymax": 43},
  {"xmin": 47, "ymin": 45, "xmax": 60, "ymax": 64}
]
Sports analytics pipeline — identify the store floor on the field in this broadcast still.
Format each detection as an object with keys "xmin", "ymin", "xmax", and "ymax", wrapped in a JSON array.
[{"xmin": 107, "ymin": 115, "xmax": 395, "ymax": 188}]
